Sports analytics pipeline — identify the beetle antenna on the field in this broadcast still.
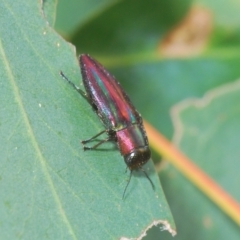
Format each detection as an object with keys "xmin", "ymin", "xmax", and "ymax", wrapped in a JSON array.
[
  {"xmin": 122, "ymin": 170, "xmax": 133, "ymax": 200},
  {"xmin": 140, "ymin": 167, "xmax": 155, "ymax": 190},
  {"xmin": 60, "ymin": 71, "xmax": 89, "ymax": 101}
]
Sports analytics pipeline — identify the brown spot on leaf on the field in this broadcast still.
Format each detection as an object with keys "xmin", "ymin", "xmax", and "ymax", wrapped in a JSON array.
[{"xmin": 159, "ymin": 6, "xmax": 213, "ymax": 57}]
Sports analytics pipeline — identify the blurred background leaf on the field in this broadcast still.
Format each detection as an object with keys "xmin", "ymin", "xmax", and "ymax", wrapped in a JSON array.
[{"xmin": 158, "ymin": 80, "xmax": 240, "ymax": 240}]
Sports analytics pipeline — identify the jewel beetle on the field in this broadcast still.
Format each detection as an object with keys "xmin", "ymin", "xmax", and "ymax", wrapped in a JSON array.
[{"xmin": 60, "ymin": 54, "xmax": 154, "ymax": 198}]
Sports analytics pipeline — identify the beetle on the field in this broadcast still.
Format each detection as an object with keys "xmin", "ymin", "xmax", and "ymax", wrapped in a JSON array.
[{"xmin": 60, "ymin": 54, "xmax": 154, "ymax": 197}]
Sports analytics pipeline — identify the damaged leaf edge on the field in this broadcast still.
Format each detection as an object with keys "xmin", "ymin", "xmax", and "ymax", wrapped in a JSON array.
[{"xmin": 120, "ymin": 220, "xmax": 177, "ymax": 240}]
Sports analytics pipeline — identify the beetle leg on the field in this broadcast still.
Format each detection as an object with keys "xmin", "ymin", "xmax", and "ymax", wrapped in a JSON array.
[
  {"xmin": 81, "ymin": 129, "xmax": 116, "ymax": 150},
  {"xmin": 82, "ymin": 136, "xmax": 111, "ymax": 150},
  {"xmin": 81, "ymin": 130, "xmax": 106, "ymax": 144}
]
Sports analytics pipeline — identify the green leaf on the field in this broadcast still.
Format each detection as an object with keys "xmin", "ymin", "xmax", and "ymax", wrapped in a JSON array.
[
  {"xmin": 195, "ymin": 0, "xmax": 240, "ymax": 28},
  {"xmin": 71, "ymin": 0, "xmax": 191, "ymax": 56},
  {"xmin": 159, "ymin": 80, "xmax": 240, "ymax": 240},
  {"xmin": 0, "ymin": 0, "xmax": 175, "ymax": 239},
  {"xmin": 55, "ymin": 0, "xmax": 118, "ymax": 37},
  {"xmin": 42, "ymin": 0, "xmax": 58, "ymax": 27},
  {"xmin": 195, "ymin": 0, "xmax": 240, "ymax": 48},
  {"xmin": 172, "ymin": 79, "xmax": 240, "ymax": 200}
]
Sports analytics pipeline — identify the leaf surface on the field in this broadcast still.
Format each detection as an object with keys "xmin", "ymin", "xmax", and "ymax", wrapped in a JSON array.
[{"xmin": 0, "ymin": 0, "xmax": 175, "ymax": 239}]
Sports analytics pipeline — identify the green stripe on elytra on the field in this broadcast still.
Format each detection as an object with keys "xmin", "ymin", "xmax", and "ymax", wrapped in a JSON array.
[{"xmin": 93, "ymin": 71, "xmax": 137, "ymax": 127}]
